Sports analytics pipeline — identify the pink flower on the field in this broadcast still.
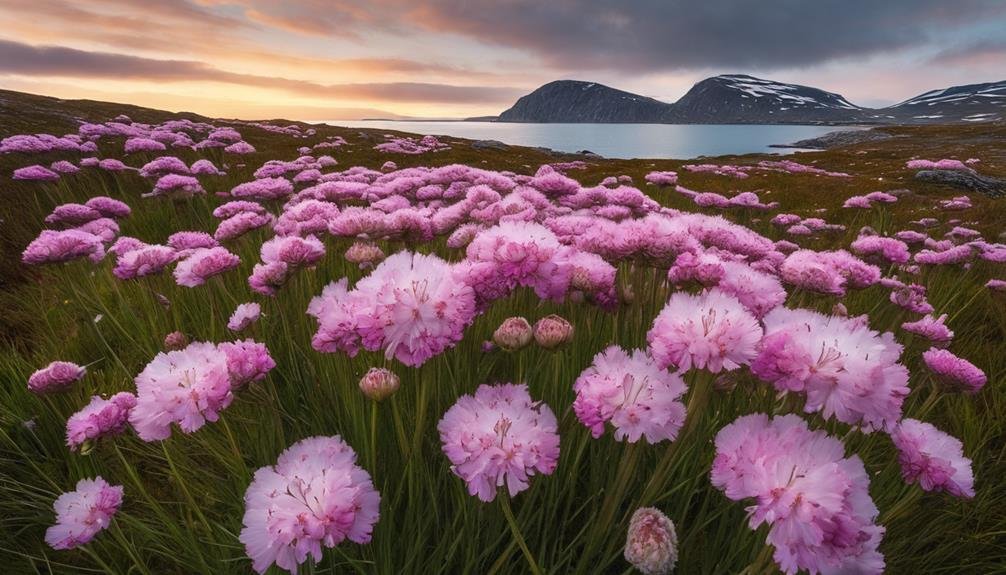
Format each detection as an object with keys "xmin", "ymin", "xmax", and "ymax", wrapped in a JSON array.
[
  {"xmin": 711, "ymin": 414, "xmax": 885, "ymax": 575},
  {"xmin": 45, "ymin": 477, "xmax": 123, "ymax": 550},
  {"xmin": 647, "ymin": 288, "xmax": 762, "ymax": 373},
  {"xmin": 139, "ymin": 156, "xmax": 189, "ymax": 178},
  {"xmin": 779, "ymin": 250, "xmax": 880, "ymax": 296},
  {"xmin": 532, "ymin": 315, "xmax": 574, "ymax": 350},
  {"xmin": 644, "ymin": 171, "xmax": 678, "ymax": 186},
  {"xmin": 146, "ymin": 174, "xmax": 205, "ymax": 199},
  {"xmin": 624, "ymin": 507, "xmax": 678, "ymax": 575},
  {"xmin": 215, "ymin": 211, "xmax": 274, "ymax": 242},
  {"xmin": 173, "ymin": 247, "xmax": 241, "ymax": 287},
  {"xmin": 85, "ymin": 196, "xmax": 131, "ymax": 219},
  {"xmin": 359, "ymin": 367, "xmax": 400, "ymax": 401},
  {"xmin": 45, "ymin": 203, "xmax": 102, "ymax": 227},
  {"xmin": 190, "ymin": 159, "xmax": 223, "ymax": 175},
  {"xmin": 66, "ymin": 393, "xmax": 137, "ymax": 450},
  {"xmin": 249, "ymin": 261, "xmax": 290, "ymax": 296},
  {"xmin": 260, "ymin": 235, "xmax": 325, "ymax": 268},
  {"xmin": 901, "ymin": 314, "xmax": 954, "ymax": 346},
  {"xmin": 891, "ymin": 419, "xmax": 974, "ymax": 498},
  {"xmin": 28, "ymin": 361, "xmax": 86, "ymax": 393},
  {"xmin": 573, "ymin": 346, "xmax": 687, "ymax": 443},
  {"xmin": 124, "ymin": 137, "xmax": 166, "ymax": 153},
  {"xmin": 850, "ymin": 235, "xmax": 910, "ymax": 264},
  {"xmin": 344, "ymin": 241, "xmax": 385, "ymax": 267},
  {"xmin": 493, "ymin": 317, "xmax": 533, "ymax": 351},
  {"xmin": 240, "ymin": 436, "xmax": 380, "ymax": 574},
  {"xmin": 752, "ymin": 307, "xmax": 908, "ymax": 431},
  {"xmin": 308, "ymin": 252, "xmax": 476, "ymax": 367},
  {"xmin": 130, "ymin": 340, "xmax": 272, "ymax": 441},
  {"xmin": 224, "ymin": 141, "xmax": 256, "ymax": 154},
  {"xmin": 438, "ymin": 383, "xmax": 560, "ymax": 502},
  {"xmin": 113, "ymin": 245, "xmax": 177, "ymax": 280},
  {"xmin": 167, "ymin": 231, "xmax": 218, "ymax": 253},
  {"xmin": 231, "ymin": 177, "xmax": 294, "ymax": 201},
  {"xmin": 228, "ymin": 302, "xmax": 262, "ymax": 332},
  {"xmin": 13, "ymin": 165, "xmax": 60, "ymax": 181},
  {"xmin": 22, "ymin": 229, "xmax": 105, "ymax": 265},
  {"xmin": 922, "ymin": 348, "xmax": 986, "ymax": 393}
]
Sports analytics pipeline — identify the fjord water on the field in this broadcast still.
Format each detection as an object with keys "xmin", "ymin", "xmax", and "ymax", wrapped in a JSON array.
[{"xmin": 327, "ymin": 120, "xmax": 865, "ymax": 159}]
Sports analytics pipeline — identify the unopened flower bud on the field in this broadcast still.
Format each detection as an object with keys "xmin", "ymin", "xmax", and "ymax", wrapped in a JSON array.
[
  {"xmin": 533, "ymin": 315, "xmax": 574, "ymax": 350},
  {"xmin": 832, "ymin": 303, "xmax": 848, "ymax": 317},
  {"xmin": 359, "ymin": 367, "xmax": 400, "ymax": 401},
  {"xmin": 493, "ymin": 317, "xmax": 533, "ymax": 351},
  {"xmin": 163, "ymin": 331, "xmax": 188, "ymax": 351},
  {"xmin": 624, "ymin": 507, "xmax": 678, "ymax": 575}
]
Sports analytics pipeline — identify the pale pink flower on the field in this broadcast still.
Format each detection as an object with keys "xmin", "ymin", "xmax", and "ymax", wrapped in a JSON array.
[
  {"xmin": 228, "ymin": 302, "xmax": 262, "ymax": 332},
  {"xmin": 624, "ymin": 507, "xmax": 678, "ymax": 575},
  {"xmin": 66, "ymin": 393, "xmax": 137, "ymax": 450},
  {"xmin": 891, "ymin": 419, "xmax": 974, "ymax": 498},
  {"xmin": 45, "ymin": 477, "xmax": 123, "ymax": 550},
  {"xmin": 173, "ymin": 247, "xmax": 240, "ymax": 287}
]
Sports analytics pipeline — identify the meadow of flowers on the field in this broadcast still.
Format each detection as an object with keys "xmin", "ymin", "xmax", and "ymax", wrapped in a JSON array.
[{"xmin": 0, "ymin": 109, "xmax": 1004, "ymax": 574}]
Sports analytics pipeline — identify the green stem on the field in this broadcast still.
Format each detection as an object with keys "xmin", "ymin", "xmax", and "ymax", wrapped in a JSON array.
[
  {"xmin": 370, "ymin": 400, "xmax": 379, "ymax": 478},
  {"xmin": 499, "ymin": 494, "xmax": 543, "ymax": 575}
]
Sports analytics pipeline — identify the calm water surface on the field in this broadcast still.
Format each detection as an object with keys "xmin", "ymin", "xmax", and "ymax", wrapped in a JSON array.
[{"xmin": 322, "ymin": 121, "xmax": 864, "ymax": 160}]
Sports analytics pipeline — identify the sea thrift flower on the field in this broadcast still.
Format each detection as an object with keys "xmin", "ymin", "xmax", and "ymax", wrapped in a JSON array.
[
  {"xmin": 711, "ymin": 414, "xmax": 884, "ymax": 574},
  {"xmin": 752, "ymin": 307, "xmax": 909, "ymax": 430},
  {"xmin": 624, "ymin": 507, "xmax": 678, "ymax": 575},
  {"xmin": 533, "ymin": 315, "xmax": 574, "ymax": 350},
  {"xmin": 66, "ymin": 393, "xmax": 137, "ymax": 451},
  {"xmin": 85, "ymin": 196, "xmax": 131, "ymax": 219},
  {"xmin": 22, "ymin": 229, "xmax": 105, "ymax": 265},
  {"xmin": 308, "ymin": 252, "xmax": 476, "ymax": 367},
  {"xmin": 228, "ymin": 302, "xmax": 262, "ymax": 332},
  {"xmin": 851, "ymin": 236, "xmax": 910, "ymax": 264},
  {"xmin": 260, "ymin": 235, "xmax": 325, "ymax": 268},
  {"xmin": 45, "ymin": 203, "xmax": 102, "ymax": 227},
  {"xmin": 922, "ymin": 348, "xmax": 986, "ymax": 393},
  {"xmin": 13, "ymin": 165, "xmax": 60, "ymax": 181},
  {"xmin": 146, "ymin": 174, "xmax": 204, "ymax": 199},
  {"xmin": 167, "ymin": 231, "xmax": 218, "ymax": 253},
  {"xmin": 780, "ymin": 250, "xmax": 880, "ymax": 296},
  {"xmin": 231, "ymin": 177, "xmax": 294, "ymax": 201},
  {"xmin": 249, "ymin": 261, "xmax": 290, "ymax": 296},
  {"xmin": 130, "ymin": 341, "xmax": 271, "ymax": 440},
  {"xmin": 124, "ymin": 137, "xmax": 166, "ymax": 153},
  {"xmin": 344, "ymin": 241, "xmax": 385, "ymax": 267},
  {"xmin": 359, "ymin": 367, "xmax": 400, "ymax": 401},
  {"xmin": 902, "ymin": 314, "xmax": 954, "ymax": 346},
  {"xmin": 113, "ymin": 245, "xmax": 176, "ymax": 280},
  {"xmin": 239, "ymin": 436, "xmax": 381, "ymax": 574},
  {"xmin": 45, "ymin": 477, "xmax": 123, "ymax": 550},
  {"xmin": 28, "ymin": 361, "xmax": 86, "ymax": 393},
  {"xmin": 890, "ymin": 419, "xmax": 974, "ymax": 498},
  {"xmin": 647, "ymin": 288, "xmax": 762, "ymax": 373},
  {"xmin": 438, "ymin": 383, "xmax": 560, "ymax": 501},
  {"xmin": 215, "ymin": 211, "xmax": 274, "ymax": 242},
  {"xmin": 173, "ymin": 247, "xmax": 241, "ymax": 287},
  {"xmin": 493, "ymin": 317, "xmax": 533, "ymax": 351},
  {"xmin": 574, "ymin": 346, "xmax": 687, "ymax": 443},
  {"xmin": 987, "ymin": 279, "xmax": 1006, "ymax": 291}
]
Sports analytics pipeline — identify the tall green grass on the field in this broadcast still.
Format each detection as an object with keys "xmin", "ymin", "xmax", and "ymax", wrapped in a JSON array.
[{"xmin": 1, "ymin": 138, "xmax": 1004, "ymax": 574}]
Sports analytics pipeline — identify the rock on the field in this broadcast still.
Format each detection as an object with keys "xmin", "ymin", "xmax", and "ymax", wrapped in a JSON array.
[
  {"xmin": 577, "ymin": 150, "xmax": 601, "ymax": 157},
  {"xmin": 471, "ymin": 139, "xmax": 509, "ymax": 151},
  {"xmin": 914, "ymin": 169, "xmax": 1006, "ymax": 198},
  {"xmin": 773, "ymin": 129, "xmax": 896, "ymax": 150},
  {"xmin": 888, "ymin": 188, "xmax": 914, "ymax": 197}
]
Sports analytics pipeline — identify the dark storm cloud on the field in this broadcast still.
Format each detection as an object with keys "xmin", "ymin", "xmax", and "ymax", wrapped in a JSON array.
[
  {"xmin": 401, "ymin": 0, "xmax": 1006, "ymax": 71},
  {"xmin": 0, "ymin": 40, "xmax": 523, "ymax": 104}
]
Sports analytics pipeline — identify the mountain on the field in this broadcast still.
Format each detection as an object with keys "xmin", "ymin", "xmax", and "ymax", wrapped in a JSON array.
[
  {"xmin": 878, "ymin": 80, "xmax": 1006, "ymax": 123},
  {"xmin": 496, "ymin": 80, "xmax": 673, "ymax": 123},
  {"xmin": 496, "ymin": 76, "xmax": 1006, "ymax": 125}
]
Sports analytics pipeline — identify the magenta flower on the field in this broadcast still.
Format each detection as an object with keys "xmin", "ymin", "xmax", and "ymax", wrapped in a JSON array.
[
  {"xmin": 173, "ymin": 247, "xmax": 240, "ymax": 287},
  {"xmin": 644, "ymin": 171, "xmax": 678, "ymax": 186},
  {"xmin": 13, "ymin": 164, "xmax": 60, "ymax": 181},
  {"xmin": 573, "ymin": 346, "xmax": 687, "ymax": 443},
  {"xmin": 167, "ymin": 231, "xmax": 218, "ymax": 253},
  {"xmin": 28, "ymin": 361, "xmax": 86, "ymax": 393},
  {"xmin": 240, "ymin": 436, "xmax": 380, "ymax": 574},
  {"xmin": 901, "ymin": 314, "xmax": 954, "ymax": 346},
  {"xmin": 922, "ymin": 348, "xmax": 986, "ymax": 393},
  {"xmin": 215, "ymin": 211, "xmax": 274, "ymax": 242},
  {"xmin": 113, "ymin": 244, "xmax": 177, "ymax": 280},
  {"xmin": 139, "ymin": 156, "xmax": 189, "ymax": 177},
  {"xmin": 190, "ymin": 158, "xmax": 224, "ymax": 175},
  {"xmin": 85, "ymin": 196, "xmax": 131, "ymax": 219},
  {"xmin": 438, "ymin": 383, "xmax": 560, "ymax": 502},
  {"xmin": 66, "ymin": 393, "xmax": 137, "ymax": 450},
  {"xmin": 890, "ymin": 419, "xmax": 974, "ymax": 498},
  {"xmin": 146, "ymin": 174, "xmax": 205, "ymax": 199},
  {"xmin": 647, "ymin": 288, "xmax": 762, "ymax": 373},
  {"xmin": 231, "ymin": 177, "xmax": 294, "ymax": 201},
  {"xmin": 712, "ymin": 414, "xmax": 885, "ymax": 575},
  {"xmin": 224, "ymin": 141, "xmax": 256, "ymax": 154},
  {"xmin": 45, "ymin": 477, "xmax": 123, "ymax": 550},
  {"xmin": 624, "ymin": 507, "xmax": 678, "ymax": 575},
  {"xmin": 124, "ymin": 137, "xmax": 166, "ymax": 153},
  {"xmin": 752, "ymin": 307, "xmax": 908, "ymax": 431},
  {"xmin": 213, "ymin": 200, "xmax": 268, "ymax": 219},
  {"xmin": 228, "ymin": 302, "xmax": 262, "ymax": 332},
  {"xmin": 130, "ymin": 340, "xmax": 273, "ymax": 441},
  {"xmin": 260, "ymin": 235, "xmax": 325, "ymax": 268},
  {"xmin": 22, "ymin": 229, "xmax": 105, "ymax": 265},
  {"xmin": 308, "ymin": 252, "xmax": 476, "ymax": 367},
  {"xmin": 850, "ymin": 235, "xmax": 911, "ymax": 264},
  {"xmin": 45, "ymin": 203, "xmax": 102, "ymax": 227},
  {"xmin": 248, "ymin": 261, "xmax": 290, "ymax": 296}
]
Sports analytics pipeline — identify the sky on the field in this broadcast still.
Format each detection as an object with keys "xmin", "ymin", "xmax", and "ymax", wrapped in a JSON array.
[{"xmin": 1, "ymin": 0, "xmax": 1005, "ymax": 120}]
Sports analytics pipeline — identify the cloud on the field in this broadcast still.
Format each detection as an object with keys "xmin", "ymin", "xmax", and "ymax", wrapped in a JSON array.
[
  {"xmin": 930, "ymin": 40, "xmax": 1006, "ymax": 68},
  {"xmin": 0, "ymin": 39, "xmax": 523, "ymax": 104}
]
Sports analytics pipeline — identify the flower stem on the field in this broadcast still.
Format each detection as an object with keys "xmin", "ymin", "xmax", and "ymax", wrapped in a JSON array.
[{"xmin": 500, "ymin": 494, "xmax": 543, "ymax": 575}]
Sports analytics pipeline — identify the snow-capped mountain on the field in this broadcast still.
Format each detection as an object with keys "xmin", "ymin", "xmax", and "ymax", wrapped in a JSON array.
[
  {"xmin": 494, "ymin": 75, "xmax": 1006, "ymax": 125},
  {"xmin": 879, "ymin": 80, "xmax": 1006, "ymax": 124}
]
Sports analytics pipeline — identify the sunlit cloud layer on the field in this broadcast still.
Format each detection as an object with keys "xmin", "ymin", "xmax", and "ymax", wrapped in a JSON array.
[{"xmin": 1, "ymin": 0, "xmax": 1004, "ymax": 119}]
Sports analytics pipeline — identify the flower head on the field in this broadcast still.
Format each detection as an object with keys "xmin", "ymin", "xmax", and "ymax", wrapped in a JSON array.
[
  {"xmin": 922, "ymin": 348, "xmax": 986, "ymax": 393},
  {"xmin": 66, "ymin": 393, "xmax": 137, "ymax": 450},
  {"xmin": 891, "ymin": 419, "xmax": 974, "ymax": 498},
  {"xmin": 240, "ymin": 436, "xmax": 380, "ymax": 574},
  {"xmin": 228, "ymin": 302, "xmax": 262, "ymax": 332},
  {"xmin": 359, "ymin": 367, "xmax": 400, "ymax": 401},
  {"xmin": 29, "ymin": 361, "xmax": 86, "ymax": 393},
  {"xmin": 438, "ymin": 383, "xmax": 560, "ymax": 501},
  {"xmin": 533, "ymin": 315, "xmax": 574, "ymax": 350},
  {"xmin": 493, "ymin": 317, "xmax": 533, "ymax": 351},
  {"xmin": 624, "ymin": 507, "xmax": 678, "ymax": 575},
  {"xmin": 45, "ymin": 477, "xmax": 123, "ymax": 550}
]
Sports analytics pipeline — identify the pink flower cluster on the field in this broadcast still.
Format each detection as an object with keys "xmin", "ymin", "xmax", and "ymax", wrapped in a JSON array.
[
  {"xmin": 375, "ymin": 135, "xmax": 449, "ymax": 154},
  {"xmin": 573, "ymin": 346, "xmax": 687, "ymax": 443},
  {"xmin": 129, "ymin": 340, "xmax": 274, "ymax": 441},
  {"xmin": 922, "ymin": 348, "xmax": 987, "ymax": 393},
  {"xmin": 28, "ymin": 361, "xmax": 87, "ymax": 393},
  {"xmin": 891, "ymin": 419, "xmax": 974, "ymax": 497},
  {"xmin": 45, "ymin": 477, "xmax": 123, "ymax": 550},
  {"xmin": 753, "ymin": 307, "xmax": 909, "ymax": 431},
  {"xmin": 228, "ymin": 302, "xmax": 262, "ymax": 332},
  {"xmin": 240, "ymin": 436, "xmax": 380, "ymax": 574},
  {"xmin": 438, "ymin": 383, "xmax": 560, "ymax": 501},
  {"xmin": 66, "ymin": 392, "xmax": 137, "ymax": 450},
  {"xmin": 712, "ymin": 414, "xmax": 885, "ymax": 574},
  {"xmin": 308, "ymin": 252, "xmax": 476, "ymax": 366}
]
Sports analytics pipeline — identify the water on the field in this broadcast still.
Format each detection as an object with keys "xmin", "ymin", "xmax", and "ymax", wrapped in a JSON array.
[{"xmin": 321, "ymin": 121, "xmax": 864, "ymax": 160}]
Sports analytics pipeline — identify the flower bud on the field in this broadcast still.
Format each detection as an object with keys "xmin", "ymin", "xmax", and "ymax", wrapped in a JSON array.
[
  {"xmin": 163, "ymin": 331, "xmax": 188, "ymax": 351},
  {"xmin": 624, "ymin": 507, "xmax": 678, "ymax": 575},
  {"xmin": 359, "ymin": 367, "xmax": 400, "ymax": 401},
  {"xmin": 493, "ymin": 317, "xmax": 533, "ymax": 351},
  {"xmin": 831, "ymin": 302, "xmax": 848, "ymax": 317},
  {"xmin": 533, "ymin": 315, "xmax": 574, "ymax": 350},
  {"xmin": 345, "ymin": 241, "xmax": 385, "ymax": 268}
]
